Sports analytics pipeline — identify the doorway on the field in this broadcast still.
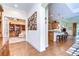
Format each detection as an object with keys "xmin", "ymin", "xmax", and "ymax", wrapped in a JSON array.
[{"xmin": 7, "ymin": 17, "xmax": 26, "ymax": 44}]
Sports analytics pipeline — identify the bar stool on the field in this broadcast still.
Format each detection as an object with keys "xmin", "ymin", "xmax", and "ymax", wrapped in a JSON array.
[{"xmin": 56, "ymin": 35, "xmax": 62, "ymax": 42}]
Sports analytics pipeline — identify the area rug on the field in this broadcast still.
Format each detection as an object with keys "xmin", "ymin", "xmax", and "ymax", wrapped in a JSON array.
[{"xmin": 66, "ymin": 43, "xmax": 79, "ymax": 56}]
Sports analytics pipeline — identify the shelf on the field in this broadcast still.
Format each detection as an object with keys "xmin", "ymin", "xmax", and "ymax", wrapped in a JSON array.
[
  {"xmin": 9, "ymin": 23, "xmax": 25, "ymax": 37},
  {"xmin": 0, "ymin": 11, "xmax": 2, "ymax": 38}
]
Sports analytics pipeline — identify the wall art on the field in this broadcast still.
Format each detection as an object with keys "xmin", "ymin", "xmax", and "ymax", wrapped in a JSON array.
[{"xmin": 28, "ymin": 12, "xmax": 37, "ymax": 30}]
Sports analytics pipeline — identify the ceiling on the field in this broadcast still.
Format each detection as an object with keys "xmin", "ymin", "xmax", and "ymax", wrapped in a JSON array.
[
  {"xmin": 66, "ymin": 3, "xmax": 79, "ymax": 13},
  {"xmin": 64, "ymin": 3, "xmax": 79, "ymax": 23},
  {"xmin": 1, "ymin": 3, "xmax": 36, "ymax": 12},
  {"xmin": 49, "ymin": 3, "xmax": 79, "ymax": 23},
  {"xmin": 1, "ymin": 3, "xmax": 79, "ymax": 23}
]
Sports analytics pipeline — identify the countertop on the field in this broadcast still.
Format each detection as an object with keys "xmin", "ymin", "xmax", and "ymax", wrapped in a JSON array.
[
  {"xmin": 48, "ymin": 29, "xmax": 64, "ymax": 35},
  {"xmin": 48, "ymin": 29, "xmax": 61, "ymax": 32}
]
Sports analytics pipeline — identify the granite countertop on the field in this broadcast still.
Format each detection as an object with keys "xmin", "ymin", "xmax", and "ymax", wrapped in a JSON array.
[
  {"xmin": 48, "ymin": 29, "xmax": 65, "ymax": 35},
  {"xmin": 48, "ymin": 29, "xmax": 61, "ymax": 32}
]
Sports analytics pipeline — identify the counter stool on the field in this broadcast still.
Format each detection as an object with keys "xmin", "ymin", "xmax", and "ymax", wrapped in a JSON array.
[
  {"xmin": 56, "ymin": 35, "xmax": 62, "ymax": 42},
  {"xmin": 62, "ymin": 35, "xmax": 67, "ymax": 42}
]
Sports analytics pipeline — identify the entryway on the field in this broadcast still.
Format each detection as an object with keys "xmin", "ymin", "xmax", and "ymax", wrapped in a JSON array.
[{"xmin": 5, "ymin": 16, "xmax": 26, "ymax": 44}]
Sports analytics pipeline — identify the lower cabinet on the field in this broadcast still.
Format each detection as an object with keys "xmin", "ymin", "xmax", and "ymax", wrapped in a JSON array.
[{"xmin": 48, "ymin": 32, "xmax": 54, "ymax": 41}]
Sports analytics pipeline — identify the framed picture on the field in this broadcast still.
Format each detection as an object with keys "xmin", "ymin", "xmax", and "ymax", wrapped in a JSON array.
[{"xmin": 28, "ymin": 12, "xmax": 37, "ymax": 30}]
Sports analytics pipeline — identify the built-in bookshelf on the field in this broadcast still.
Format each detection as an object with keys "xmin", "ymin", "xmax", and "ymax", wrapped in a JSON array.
[
  {"xmin": 9, "ymin": 17, "xmax": 25, "ymax": 37},
  {"xmin": 0, "ymin": 5, "xmax": 3, "ymax": 38}
]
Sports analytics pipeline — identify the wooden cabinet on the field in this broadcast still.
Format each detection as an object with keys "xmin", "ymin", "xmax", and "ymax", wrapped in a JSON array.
[
  {"xmin": 9, "ymin": 24, "xmax": 26, "ymax": 37},
  {"xmin": 0, "ymin": 12, "xmax": 2, "ymax": 37},
  {"xmin": 48, "ymin": 20, "xmax": 59, "ymax": 30},
  {"xmin": 48, "ymin": 20, "xmax": 59, "ymax": 43},
  {"xmin": 0, "ymin": 22, "xmax": 2, "ymax": 37},
  {"xmin": 9, "ymin": 18, "xmax": 26, "ymax": 37},
  {"xmin": 0, "ymin": 5, "xmax": 3, "ymax": 38},
  {"xmin": 52, "ymin": 21, "xmax": 59, "ymax": 29},
  {"xmin": 9, "ymin": 24, "xmax": 15, "ymax": 37},
  {"xmin": 48, "ymin": 32, "xmax": 53, "ymax": 41},
  {"xmin": 0, "ymin": 12, "xmax": 1, "ymax": 17}
]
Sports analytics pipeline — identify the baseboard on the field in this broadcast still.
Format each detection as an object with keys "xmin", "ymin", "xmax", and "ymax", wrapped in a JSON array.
[
  {"xmin": 39, "ymin": 48, "xmax": 46, "ymax": 52},
  {"xmin": 45, "ymin": 44, "xmax": 48, "ymax": 48},
  {"xmin": 26, "ymin": 40, "xmax": 40, "ymax": 52},
  {"xmin": 26, "ymin": 40, "xmax": 46, "ymax": 52}
]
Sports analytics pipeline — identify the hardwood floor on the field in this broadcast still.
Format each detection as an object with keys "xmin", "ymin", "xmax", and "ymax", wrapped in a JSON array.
[{"xmin": 9, "ymin": 37, "xmax": 75, "ymax": 56}]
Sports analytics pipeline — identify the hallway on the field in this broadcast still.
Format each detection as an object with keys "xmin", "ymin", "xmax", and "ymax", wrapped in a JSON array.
[
  {"xmin": 9, "ymin": 37, "xmax": 74, "ymax": 56},
  {"xmin": 0, "ymin": 3, "xmax": 79, "ymax": 56}
]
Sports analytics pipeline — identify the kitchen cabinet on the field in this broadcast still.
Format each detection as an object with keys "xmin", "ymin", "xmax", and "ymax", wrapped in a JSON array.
[{"xmin": 0, "ymin": 5, "xmax": 3, "ymax": 38}]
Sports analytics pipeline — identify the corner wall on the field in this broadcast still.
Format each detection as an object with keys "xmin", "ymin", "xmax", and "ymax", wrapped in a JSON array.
[
  {"xmin": 45, "ymin": 6, "xmax": 48, "ymax": 48},
  {"xmin": 27, "ymin": 4, "xmax": 46, "ymax": 52}
]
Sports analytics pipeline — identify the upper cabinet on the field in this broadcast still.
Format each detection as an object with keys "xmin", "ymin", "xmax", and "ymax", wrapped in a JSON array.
[
  {"xmin": 48, "ymin": 20, "xmax": 59, "ymax": 30},
  {"xmin": 0, "ymin": 5, "xmax": 3, "ymax": 20},
  {"xmin": 0, "ymin": 5, "xmax": 3, "ymax": 37}
]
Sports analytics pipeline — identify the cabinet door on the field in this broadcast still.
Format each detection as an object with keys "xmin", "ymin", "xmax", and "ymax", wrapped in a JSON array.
[{"xmin": 48, "ymin": 32, "xmax": 53, "ymax": 41}]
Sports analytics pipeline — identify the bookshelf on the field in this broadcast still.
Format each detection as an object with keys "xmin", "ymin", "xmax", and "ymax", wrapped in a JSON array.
[
  {"xmin": 9, "ymin": 18, "xmax": 25, "ymax": 37},
  {"xmin": 0, "ymin": 5, "xmax": 3, "ymax": 38}
]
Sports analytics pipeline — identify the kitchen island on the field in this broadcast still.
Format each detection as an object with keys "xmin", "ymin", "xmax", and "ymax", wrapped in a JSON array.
[{"xmin": 48, "ymin": 29, "xmax": 63, "ymax": 42}]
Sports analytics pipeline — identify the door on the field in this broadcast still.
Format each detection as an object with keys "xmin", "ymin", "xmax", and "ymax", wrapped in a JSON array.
[{"xmin": 72, "ymin": 23, "xmax": 77, "ymax": 36}]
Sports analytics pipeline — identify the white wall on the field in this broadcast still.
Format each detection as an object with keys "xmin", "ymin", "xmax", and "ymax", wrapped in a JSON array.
[
  {"xmin": 40, "ymin": 5, "xmax": 46, "ymax": 51},
  {"xmin": 45, "ymin": 6, "xmax": 48, "ymax": 48},
  {"xmin": 27, "ymin": 4, "xmax": 46, "ymax": 52},
  {"xmin": 60, "ymin": 20, "xmax": 73, "ymax": 35}
]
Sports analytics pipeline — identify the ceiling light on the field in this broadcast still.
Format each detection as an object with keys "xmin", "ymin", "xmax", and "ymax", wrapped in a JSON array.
[{"xmin": 14, "ymin": 4, "xmax": 18, "ymax": 8}]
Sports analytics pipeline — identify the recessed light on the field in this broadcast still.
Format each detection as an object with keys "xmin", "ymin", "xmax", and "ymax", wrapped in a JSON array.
[{"xmin": 14, "ymin": 4, "xmax": 18, "ymax": 8}]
